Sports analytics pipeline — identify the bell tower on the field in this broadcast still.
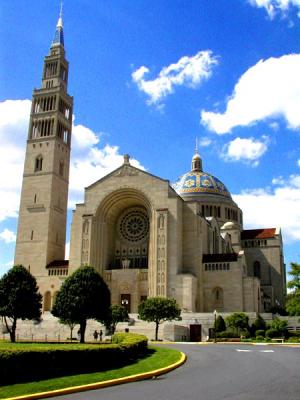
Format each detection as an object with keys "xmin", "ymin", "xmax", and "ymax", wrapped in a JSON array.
[{"xmin": 15, "ymin": 8, "xmax": 73, "ymax": 277}]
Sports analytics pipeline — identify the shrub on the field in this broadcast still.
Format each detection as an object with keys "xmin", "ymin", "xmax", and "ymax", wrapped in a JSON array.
[
  {"xmin": 0, "ymin": 333, "xmax": 148, "ymax": 385},
  {"xmin": 255, "ymin": 329, "xmax": 265, "ymax": 337},
  {"xmin": 265, "ymin": 328, "xmax": 281, "ymax": 339},
  {"xmin": 256, "ymin": 335, "xmax": 265, "ymax": 341},
  {"xmin": 287, "ymin": 330, "xmax": 300, "ymax": 338},
  {"xmin": 216, "ymin": 331, "xmax": 239, "ymax": 339}
]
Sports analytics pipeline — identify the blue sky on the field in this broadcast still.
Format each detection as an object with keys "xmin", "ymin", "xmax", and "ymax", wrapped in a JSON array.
[{"xmin": 1, "ymin": 0, "xmax": 300, "ymax": 278}]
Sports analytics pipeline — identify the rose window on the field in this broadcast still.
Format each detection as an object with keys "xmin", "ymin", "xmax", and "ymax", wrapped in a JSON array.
[{"xmin": 119, "ymin": 209, "xmax": 149, "ymax": 243}]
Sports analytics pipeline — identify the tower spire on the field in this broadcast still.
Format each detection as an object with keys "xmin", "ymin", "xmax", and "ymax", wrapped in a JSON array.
[
  {"xmin": 191, "ymin": 138, "xmax": 203, "ymax": 172},
  {"xmin": 52, "ymin": 1, "xmax": 64, "ymax": 47}
]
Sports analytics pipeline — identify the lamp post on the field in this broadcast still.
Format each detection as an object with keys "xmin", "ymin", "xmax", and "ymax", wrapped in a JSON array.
[{"xmin": 214, "ymin": 310, "xmax": 217, "ymax": 343}]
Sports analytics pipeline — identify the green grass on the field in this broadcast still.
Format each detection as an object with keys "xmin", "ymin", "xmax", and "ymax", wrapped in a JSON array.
[{"xmin": 0, "ymin": 346, "xmax": 182, "ymax": 399}]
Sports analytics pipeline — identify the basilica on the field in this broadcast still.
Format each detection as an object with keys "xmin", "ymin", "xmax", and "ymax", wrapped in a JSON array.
[{"xmin": 14, "ymin": 13, "xmax": 286, "ymax": 316}]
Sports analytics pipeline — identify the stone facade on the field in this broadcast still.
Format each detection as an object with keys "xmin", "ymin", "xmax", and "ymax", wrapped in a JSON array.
[{"xmin": 14, "ymin": 14, "xmax": 286, "ymax": 317}]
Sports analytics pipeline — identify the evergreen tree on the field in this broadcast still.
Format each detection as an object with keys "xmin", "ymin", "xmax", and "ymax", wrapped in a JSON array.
[
  {"xmin": 0, "ymin": 265, "xmax": 42, "ymax": 342},
  {"xmin": 52, "ymin": 266, "xmax": 110, "ymax": 343},
  {"xmin": 214, "ymin": 315, "xmax": 226, "ymax": 332}
]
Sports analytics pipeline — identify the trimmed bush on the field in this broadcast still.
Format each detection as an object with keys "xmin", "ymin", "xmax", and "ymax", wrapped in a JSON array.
[
  {"xmin": 287, "ymin": 330, "xmax": 300, "ymax": 338},
  {"xmin": 265, "ymin": 328, "xmax": 281, "ymax": 339},
  {"xmin": 255, "ymin": 329, "xmax": 265, "ymax": 337},
  {"xmin": 216, "ymin": 331, "xmax": 239, "ymax": 339},
  {"xmin": 256, "ymin": 335, "xmax": 265, "ymax": 341},
  {"xmin": 0, "ymin": 333, "xmax": 148, "ymax": 385}
]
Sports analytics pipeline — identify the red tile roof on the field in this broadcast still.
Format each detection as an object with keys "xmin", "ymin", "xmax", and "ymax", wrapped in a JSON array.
[{"xmin": 241, "ymin": 228, "xmax": 276, "ymax": 240}]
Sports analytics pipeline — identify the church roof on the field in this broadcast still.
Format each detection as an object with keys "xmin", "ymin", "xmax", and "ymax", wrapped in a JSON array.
[
  {"xmin": 173, "ymin": 147, "xmax": 232, "ymax": 199},
  {"xmin": 173, "ymin": 170, "xmax": 231, "ymax": 199},
  {"xmin": 241, "ymin": 228, "xmax": 276, "ymax": 240}
]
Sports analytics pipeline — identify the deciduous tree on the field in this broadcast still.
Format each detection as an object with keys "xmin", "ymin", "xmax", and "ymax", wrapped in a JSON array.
[
  {"xmin": 225, "ymin": 312, "xmax": 249, "ymax": 336},
  {"xmin": 286, "ymin": 262, "xmax": 300, "ymax": 316},
  {"xmin": 0, "ymin": 265, "xmax": 42, "ymax": 342},
  {"xmin": 52, "ymin": 266, "xmax": 110, "ymax": 343},
  {"xmin": 138, "ymin": 297, "xmax": 181, "ymax": 340}
]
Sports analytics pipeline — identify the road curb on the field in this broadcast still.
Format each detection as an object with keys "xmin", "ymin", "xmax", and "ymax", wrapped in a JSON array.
[{"xmin": 5, "ymin": 352, "xmax": 187, "ymax": 400}]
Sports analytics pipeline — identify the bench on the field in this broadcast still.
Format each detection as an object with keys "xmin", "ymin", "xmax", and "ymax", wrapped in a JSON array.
[{"xmin": 271, "ymin": 338, "xmax": 284, "ymax": 343}]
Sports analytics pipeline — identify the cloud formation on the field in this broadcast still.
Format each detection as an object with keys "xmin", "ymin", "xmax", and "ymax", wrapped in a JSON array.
[
  {"xmin": 0, "ymin": 229, "xmax": 16, "ymax": 244},
  {"xmin": 0, "ymin": 100, "xmax": 31, "ymax": 222},
  {"xmin": 132, "ymin": 51, "xmax": 218, "ymax": 105},
  {"xmin": 233, "ymin": 174, "xmax": 300, "ymax": 242},
  {"xmin": 222, "ymin": 136, "xmax": 269, "ymax": 166},
  {"xmin": 249, "ymin": 0, "xmax": 300, "ymax": 19},
  {"xmin": 201, "ymin": 54, "xmax": 300, "ymax": 134}
]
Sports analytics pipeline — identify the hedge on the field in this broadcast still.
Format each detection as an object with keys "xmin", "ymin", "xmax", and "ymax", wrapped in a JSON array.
[{"xmin": 0, "ymin": 333, "xmax": 148, "ymax": 385}]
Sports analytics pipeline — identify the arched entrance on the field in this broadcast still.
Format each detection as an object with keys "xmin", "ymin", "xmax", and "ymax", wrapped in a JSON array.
[{"xmin": 92, "ymin": 188, "xmax": 153, "ymax": 312}]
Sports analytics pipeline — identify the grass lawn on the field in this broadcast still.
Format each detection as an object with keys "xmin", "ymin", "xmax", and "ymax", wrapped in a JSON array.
[{"xmin": 0, "ymin": 346, "xmax": 182, "ymax": 399}]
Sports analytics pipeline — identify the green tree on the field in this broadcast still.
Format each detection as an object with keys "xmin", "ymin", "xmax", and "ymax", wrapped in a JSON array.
[
  {"xmin": 225, "ymin": 312, "xmax": 249, "ymax": 336},
  {"xmin": 251, "ymin": 314, "xmax": 266, "ymax": 335},
  {"xmin": 52, "ymin": 266, "xmax": 110, "ymax": 343},
  {"xmin": 107, "ymin": 304, "xmax": 129, "ymax": 334},
  {"xmin": 286, "ymin": 262, "xmax": 300, "ymax": 316},
  {"xmin": 138, "ymin": 297, "xmax": 181, "ymax": 341},
  {"xmin": 214, "ymin": 315, "xmax": 226, "ymax": 333},
  {"xmin": 0, "ymin": 265, "xmax": 42, "ymax": 342}
]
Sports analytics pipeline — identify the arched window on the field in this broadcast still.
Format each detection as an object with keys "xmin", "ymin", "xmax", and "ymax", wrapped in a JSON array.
[
  {"xmin": 35, "ymin": 155, "xmax": 43, "ymax": 172},
  {"xmin": 212, "ymin": 287, "xmax": 224, "ymax": 311},
  {"xmin": 253, "ymin": 261, "xmax": 261, "ymax": 279}
]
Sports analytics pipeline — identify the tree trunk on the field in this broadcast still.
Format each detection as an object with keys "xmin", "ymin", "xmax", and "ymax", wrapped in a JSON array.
[
  {"xmin": 9, "ymin": 318, "xmax": 17, "ymax": 343},
  {"xmin": 155, "ymin": 321, "xmax": 159, "ymax": 341},
  {"xmin": 80, "ymin": 320, "xmax": 86, "ymax": 343}
]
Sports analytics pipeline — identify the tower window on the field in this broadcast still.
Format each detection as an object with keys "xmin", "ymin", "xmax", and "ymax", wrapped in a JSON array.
[
  {"xmin": 253, "ymin": 261, "xmax": 261, "ymax": 279},
  {"xmin": 59, "ymin": 161, "xmax": 64, "ymax": 176},
  {"xmin": 31, "ymin": 230, "xmax": 34, "ymax": 240},
  {"xmin": 35, "ymin": 156, "xmax": 43, "ymax": 172}
]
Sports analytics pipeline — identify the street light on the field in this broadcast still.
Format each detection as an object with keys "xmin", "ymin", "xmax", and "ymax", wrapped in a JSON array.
[{"xmin": 214, "ymin": 309, "xmax": 217, "ymax": 343}]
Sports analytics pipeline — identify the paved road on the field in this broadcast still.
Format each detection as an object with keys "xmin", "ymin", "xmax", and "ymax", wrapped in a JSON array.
[{"xmin": 49, "ymin": 344, "xmax": 300, "ymax": 400}]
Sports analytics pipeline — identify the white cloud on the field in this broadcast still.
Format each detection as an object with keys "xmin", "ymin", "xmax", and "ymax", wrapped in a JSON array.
[
  {"xmin": 0, "ymin": 99, "xmax": 145, "ymax": 221},
  {"xmin": 297, "ymin": 159, "xmax": 300, "ymax": 167},
  {"xmin": 0, "ymin": 229, "xmax": 16, "ymax": 244},
  {"xmin": 249, "ymin": 0, "xmax": 300, "ymax": 18},
  {"xmin": 233, "ymin": 174, "xmax": 300, "ymax": 242},
  {"xmin": 201, "ymin": 54, "xmax": 300, "ymax": 134},
  {"xmin": 0, "ymin": 99, "xmax": 31, "ymax": 222},
  {"xmin": 69, "ymin": 142, "xmax": 144, "ymax": 205},
  {"xmin": 132, "ymin": 51, "xmax": 218, "ymax": 105},
  {"xmin": 199, "ymin": 137, "xmax": 212, "ymax": 147},
  {"xmin": 222, "ymin": 136, "xmax": 269, "ymax": 166}
]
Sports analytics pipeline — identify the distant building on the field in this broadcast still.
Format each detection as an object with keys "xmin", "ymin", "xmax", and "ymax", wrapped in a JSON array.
[{"xmin": 14, "ymin": 12, "xmax": 286, "ymax": 315}]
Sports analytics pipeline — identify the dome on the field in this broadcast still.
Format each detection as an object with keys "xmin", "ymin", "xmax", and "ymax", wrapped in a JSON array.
[
  {"xmin": 173, "ymin": 171, "xmax": 232, "ymax": 199},
  {"xmin": 173, "ymin": 148, "xmax": 232, "ymax": 199}
]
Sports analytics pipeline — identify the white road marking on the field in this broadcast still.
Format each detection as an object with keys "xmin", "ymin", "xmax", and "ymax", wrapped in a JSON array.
[
  {"xmin": 235, "ymin": 349, "xmax": 275, "ymax": 353},
  {"xmin": 236, "ymin": 349, "xmax": 252, "ymax": 352}
]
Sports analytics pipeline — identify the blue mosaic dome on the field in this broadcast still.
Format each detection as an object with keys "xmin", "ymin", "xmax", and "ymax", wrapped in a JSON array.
[{"xmin": 173, "ymin": 171, "xmax": 231, "ymax": 199}]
